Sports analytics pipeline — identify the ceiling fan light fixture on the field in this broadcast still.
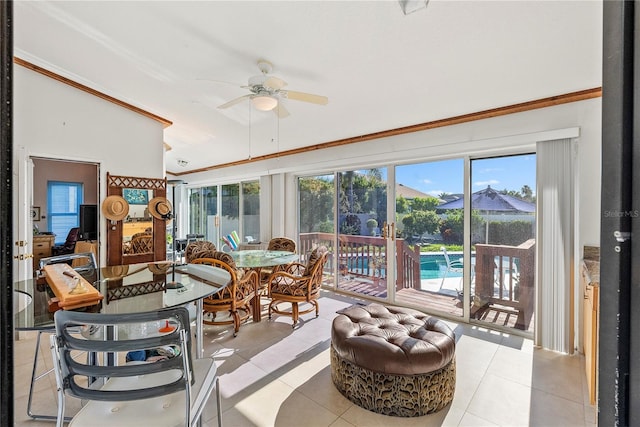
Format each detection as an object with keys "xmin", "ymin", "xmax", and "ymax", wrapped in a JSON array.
[
  {"xmin": 251, "ymin": 95, "xmax": 278, "ymax": 111},
  {"xmin": 399, "ymin": 0, "xmax": 429, "ymax": 15}
]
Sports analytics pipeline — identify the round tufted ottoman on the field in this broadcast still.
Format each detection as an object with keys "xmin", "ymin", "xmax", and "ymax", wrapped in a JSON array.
[{"xmin": 330, "ymin": 303, "xmax": 456, "ymax": 417}]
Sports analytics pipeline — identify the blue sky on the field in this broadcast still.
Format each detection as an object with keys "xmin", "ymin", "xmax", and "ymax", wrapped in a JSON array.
[{"xmin": 395, "ymin": 154, "xmax": 536, "ymax": 198}]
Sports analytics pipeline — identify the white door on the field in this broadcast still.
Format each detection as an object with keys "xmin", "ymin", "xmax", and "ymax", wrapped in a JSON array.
[{"xmin": 13, "ymin": 146, "xmax": 34, "ymax": 281}]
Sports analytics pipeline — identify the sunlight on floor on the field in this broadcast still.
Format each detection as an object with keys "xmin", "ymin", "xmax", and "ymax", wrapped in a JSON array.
[{"xmin": 14, "ymin": 290, "xmax": 596, "ymax": 427}]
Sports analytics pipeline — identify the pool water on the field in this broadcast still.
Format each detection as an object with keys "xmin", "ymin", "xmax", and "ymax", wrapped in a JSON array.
[
  {"xmin": 420, "ymin": 253, "xmax": 462, "ymax": 280},
  {"xmin": 344, "ymin": 252, "xmax": 462, "ymax": 280}
]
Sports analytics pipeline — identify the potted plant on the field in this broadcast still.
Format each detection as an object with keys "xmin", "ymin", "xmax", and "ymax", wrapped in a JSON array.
[{"xmin": 366, "ymin": 218, "xmax": 378, "ymax": 236}]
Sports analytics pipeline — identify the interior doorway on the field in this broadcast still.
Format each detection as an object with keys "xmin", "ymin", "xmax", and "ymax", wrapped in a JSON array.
[{"xmin": 27, "ymin": 157, "xmax": 99, "ymax": 276}]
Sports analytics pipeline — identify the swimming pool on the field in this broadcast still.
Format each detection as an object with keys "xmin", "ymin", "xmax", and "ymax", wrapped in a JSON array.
[
  {"xmin": 344, "ymin": 252, "xmax": 463, "ymax": 280},
  {"xmin": 420, "ymin": 253, "xmax": 462, "ymax": 280}
]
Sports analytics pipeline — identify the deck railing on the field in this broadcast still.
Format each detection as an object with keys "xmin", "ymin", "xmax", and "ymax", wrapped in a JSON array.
[
  {"xmin": 473, "ymin": 238, "xmax": 536, "ymax": 328},
  {"xmin": 396, "ymin": 240, "xmax": 421, "ymax": 290},
  {"xmin": 299, "ymin": 232, "xmax": 421, "ymax": 290},
  {"xmin": 299, "ymin": 232, "xmax": 534, "ymax": 300}
]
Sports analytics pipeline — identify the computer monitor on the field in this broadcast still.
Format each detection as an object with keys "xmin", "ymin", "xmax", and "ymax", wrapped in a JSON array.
[{"xmin": 79, "ymin": 204, "xmax": 98, "ymax": 241}]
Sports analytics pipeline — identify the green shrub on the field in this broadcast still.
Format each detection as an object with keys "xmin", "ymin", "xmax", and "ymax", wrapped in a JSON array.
[{"xmin": 488, "ymin": 220, "xmax": 534, "ymax": 245}]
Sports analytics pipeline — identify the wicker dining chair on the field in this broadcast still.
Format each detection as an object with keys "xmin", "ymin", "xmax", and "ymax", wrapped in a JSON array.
[
  {"xmin": 191, "ymin": 252, "xmax": 257, "ymax": 336},
  {"xmin": 266, "ymin": 246, "xmax": 329, "ymax": 328},
  {"xmin": 184, "ymin": 240, "xmax": 217, "ymax": 263},
  {"xmin": 267, "ymin": 237, "xmax": 296, "ymax": 252},
  {"xmin": 130, "ymin": 233, "xmax": 153, "ymax": 254},
  {"xmin": 259, "ymin": 237, "xmax": 297, "ymax": 292}
]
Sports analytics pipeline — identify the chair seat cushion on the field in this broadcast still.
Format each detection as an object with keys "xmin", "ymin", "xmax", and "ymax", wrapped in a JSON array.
[
  {"xmin": 69, "ymin": 358, "xmax": 216, "ymax": 426},
  {"xmin": 270, "ymin": 279, "xmax": 309, "ymax": 297}
]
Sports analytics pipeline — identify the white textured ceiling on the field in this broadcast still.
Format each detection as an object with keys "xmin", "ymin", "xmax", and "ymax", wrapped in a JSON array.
[{"xmin": 14, "ymin": 1, "xmax": 602, "ymax": 174}]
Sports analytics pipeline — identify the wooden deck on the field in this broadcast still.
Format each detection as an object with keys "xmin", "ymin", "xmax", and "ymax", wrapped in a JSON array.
[
  {"xmin": 334, "ymin": 277, "xmax": 534, "ymax": 333},
  {"xmin": 302, "ymin": 232, "xmax": 535, "ymax": 333}
]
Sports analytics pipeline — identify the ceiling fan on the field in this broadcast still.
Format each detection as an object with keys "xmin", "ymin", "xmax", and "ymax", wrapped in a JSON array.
[{"xmin": 217, "ymin": 60, "xmax": 328, "ymax": 118}]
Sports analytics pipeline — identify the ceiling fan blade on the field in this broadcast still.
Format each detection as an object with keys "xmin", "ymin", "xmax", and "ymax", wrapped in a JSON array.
[
  {"xmin": 282, "ymin": 90, "xmax": 328, "ymax": 105},
  {"xmin": 274, "ymin": 102, "xmax": 290, "ymax": 118},
  {"xmin": 217, "ymin": 94, "xmax": 251, "ymax": 109},
  {"xmin": 264, "ymin": 76, "xmax": 287, "ymax": 90}
]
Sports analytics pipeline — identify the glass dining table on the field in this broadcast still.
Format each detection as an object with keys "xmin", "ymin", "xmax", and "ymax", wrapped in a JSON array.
[
  {"xmin": 15, "ymin": 261, "xmax": 231, "ymax": 350},
  {"xmin": 14, "ymin": 261, "xmax": 231, "ymax": 421},
  {"xmin": 229, "ymin": 249, "xmax": 299, "ymax": 321}
]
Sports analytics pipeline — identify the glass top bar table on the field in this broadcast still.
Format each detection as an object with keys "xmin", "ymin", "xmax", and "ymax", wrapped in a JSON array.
[{"xmin": 14, "ymin": 261, "xmax": 230, "ymax": 422}]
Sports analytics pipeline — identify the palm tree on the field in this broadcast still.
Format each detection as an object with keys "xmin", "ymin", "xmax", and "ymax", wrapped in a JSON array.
[{"xmin": 341, "ymin": 171, "xmax": 356, "ymax": 212}]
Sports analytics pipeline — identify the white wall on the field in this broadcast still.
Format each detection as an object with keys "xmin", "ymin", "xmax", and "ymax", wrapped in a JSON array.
[
  {"xmin": 13, "ymin": 65, "xmax": 166, "ymax": 266},
  {"xmin": 183, "ymin": 98, "xmax": 602, "ymax": 254}
]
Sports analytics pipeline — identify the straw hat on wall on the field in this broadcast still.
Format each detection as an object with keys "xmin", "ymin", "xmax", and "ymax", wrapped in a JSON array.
[
  {"xmin": 148, "ymin": 197, "xmax": 173, "ymax": 220},
  {"xmin": 101, "ymin": 195, "xmax": 129, "ymax": 222}
]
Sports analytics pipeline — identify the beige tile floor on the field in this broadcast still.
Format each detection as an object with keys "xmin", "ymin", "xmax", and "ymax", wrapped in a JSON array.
[{"xmin": 14, "ymin": 289, "xmax": 597, "ymax": 427}]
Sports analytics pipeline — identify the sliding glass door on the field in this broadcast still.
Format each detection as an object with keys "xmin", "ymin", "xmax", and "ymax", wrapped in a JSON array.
[
  {"xmin": 220, "ymin": 184, "xmax": 240, "ymax": 248},
  {"xmin": 469, "ymin": 155, "xmax": 536, "ymax": 333},
  {"xmin": 187, "ymin": 180, "xmax": 260, "ymax": 250},
  {"xmin": 188, "ymin": 185, "xmax": 217, "ymax": 242},
  {"xmin": 296, "ymin": 153, "xmax": 535, "ymax": 335},
  {"xmin": 394, "ymin": 159, "xmax": 465, "ymax": 318},
  {"xmin": 335, "ymin": 169, "xmax": 388, "ymax": 298},
  {"xmin": 298, "ymin": 174, "xmax": 335, "ymax": 283}
]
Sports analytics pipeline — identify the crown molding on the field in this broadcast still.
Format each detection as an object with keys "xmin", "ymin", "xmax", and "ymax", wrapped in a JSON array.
[{"xmin": 14, "ymin": 56, "xmax": 172, "ymax": 128}]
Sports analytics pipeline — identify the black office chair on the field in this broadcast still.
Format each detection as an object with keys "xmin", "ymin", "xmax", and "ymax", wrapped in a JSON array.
[{"xmin": 51, "ymin": 227, "xmax": 80, "ymax": 256}]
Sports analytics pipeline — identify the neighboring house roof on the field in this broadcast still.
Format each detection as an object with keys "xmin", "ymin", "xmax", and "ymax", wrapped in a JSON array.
[
  {"xmin": 437, "ymin": 186, "xmax": 535, "ymax": 213},
  {"xmin": 396, "ymin": 184, "xmax": 434, "ymax": 200},
  {"xmin": 441, "ymin": 194, "xmax": 462, "ymax": 203}
]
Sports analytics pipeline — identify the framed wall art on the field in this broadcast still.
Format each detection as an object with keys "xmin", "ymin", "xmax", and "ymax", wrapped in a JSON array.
[
  {"xmin": 123, "ymin": 188, "xmax": 150, "ymax": 205},
  {"xmin": 31, "ymin": 206, "xmax": 41, "ymax": 221}
]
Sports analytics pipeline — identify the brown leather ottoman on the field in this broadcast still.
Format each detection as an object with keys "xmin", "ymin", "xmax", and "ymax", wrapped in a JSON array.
[{"xmin": 330, "ymin": 303, "xmax": 456, "ymax": 416}]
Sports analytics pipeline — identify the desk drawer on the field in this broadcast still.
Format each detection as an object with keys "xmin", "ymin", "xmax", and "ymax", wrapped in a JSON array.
[
  {"xmin": 34, "ymin": 242, "xmax": 50, "ymax": 251},
  {"xmin": 32, "ymin": 235, "xmax": 55, "ymax": 274}
]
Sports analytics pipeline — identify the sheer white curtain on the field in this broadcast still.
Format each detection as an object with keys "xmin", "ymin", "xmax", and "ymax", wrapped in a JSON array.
[{"xmin": 535, "ymin": 138, "xmax": 575, "ymax": 353}]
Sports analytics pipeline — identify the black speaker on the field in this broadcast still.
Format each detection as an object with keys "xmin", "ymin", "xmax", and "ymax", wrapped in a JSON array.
[{"xmin": 79, "ymin": 204, "xmax": 98, "ymax": 241}]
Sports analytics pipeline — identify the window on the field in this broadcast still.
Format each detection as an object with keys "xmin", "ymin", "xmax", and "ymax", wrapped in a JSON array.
[
  {"xmin": 187, "ymin": 180, "xmax": 260, "ymax": 247},
  {"xmin": 47, "ymin": 181, "xmax": 83, "ymax": 244},
  {"xmin": 241, "ymin": 181, "xmax": 260, "ymax": 243},
  {"xmin": 296, "ymin": 154, "xmax": 536, "ymax": 336}
]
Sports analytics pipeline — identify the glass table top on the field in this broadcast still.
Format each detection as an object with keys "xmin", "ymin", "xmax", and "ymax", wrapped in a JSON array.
[
  {"xmin": 228, "ymin": 250, "xmax": 299, "ymax": 268},
  {"xmin": 14, "ymin": 261, "xmax": 231, "ymax": 331}
]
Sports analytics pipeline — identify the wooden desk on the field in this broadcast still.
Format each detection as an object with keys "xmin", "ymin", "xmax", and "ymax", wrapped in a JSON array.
[{"xmin": 32, "ymin": 234, "xmax": 55, "ymax": 273}]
